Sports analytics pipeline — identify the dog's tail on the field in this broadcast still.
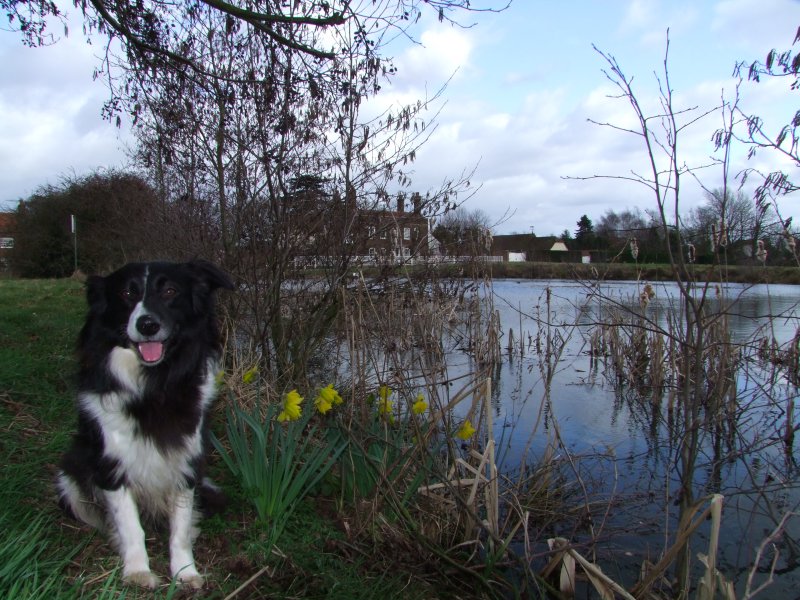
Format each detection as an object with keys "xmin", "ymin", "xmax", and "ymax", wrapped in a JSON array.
[
  {"xmin": 197, "ymin": 477, "xmax": 227, "ymax": 518},
  {"xmin": 56, "ymin": 471, "xmax": 107, "ymax": 531}
]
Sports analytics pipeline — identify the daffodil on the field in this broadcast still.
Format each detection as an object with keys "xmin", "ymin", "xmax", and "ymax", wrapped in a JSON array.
[
  {"xmin": 315, "ymin": 394, "xmax": 332, "ymax": 415},
  {"xmin": 456, "ymin": 419, "xmax": 476, "ymax": 440},
  {"xmin": 215, "ymin": 370, "xmax": 225, "ymax": 385},
  {"xmin": 278, "ymin": 389, "xmax": 303, "ymax": 422},
  {"xmin": 315, "ymin": 384, "xmax": 343, "ymax": 415},
  {"xmin": 377, "ymin": 398, "xmax": 394, "ymax": 423},
  {"xmin": 242, "ymin": 365, "xmax": 259, "ymax": 384},
  {"xmin": 379, "ymin": 385, "xmax": 391, "ymax": 401},
  {"xmin": 412, "ymin": 393, "xmax": 427, "ymax": 415}
]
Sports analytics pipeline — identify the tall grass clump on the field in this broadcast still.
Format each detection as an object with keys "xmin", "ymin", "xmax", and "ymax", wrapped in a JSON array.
[{"xmin": 0, "ymin": 514, "xmax": 73, "ymax": 598}]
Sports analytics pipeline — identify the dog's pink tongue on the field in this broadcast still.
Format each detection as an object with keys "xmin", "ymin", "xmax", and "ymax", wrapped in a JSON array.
[{"xmin": 138, "ymin": 342, "xmax": 164, "ymax": 363}]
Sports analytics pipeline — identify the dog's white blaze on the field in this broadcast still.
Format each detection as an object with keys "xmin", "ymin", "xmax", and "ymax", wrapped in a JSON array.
[
  {"xmin": 126, "ymin": 266, "xmax": 150, "ymax": 342},
  {"xmin": 126, "ymin": 301, "xmax": 149, "ymax": 342}
]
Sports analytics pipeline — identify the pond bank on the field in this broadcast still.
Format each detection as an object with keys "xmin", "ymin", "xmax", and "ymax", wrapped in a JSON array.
[{"xmin": 422, "ymin": 260, "xmax": 800, "ymax": 284}]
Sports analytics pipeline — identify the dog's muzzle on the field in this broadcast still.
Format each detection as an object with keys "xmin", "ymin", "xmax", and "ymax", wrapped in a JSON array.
[{"xmin": 133, "ymin": 316, "xmax": 167, "ymax": 364}]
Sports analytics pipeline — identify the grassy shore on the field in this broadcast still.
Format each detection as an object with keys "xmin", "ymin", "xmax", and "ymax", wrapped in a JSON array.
[
  {"xmin": 353, "ymin": 260, "xmax": 800, "ymax": 285},
  {"xmin": 0, "ymin": 278, "xmax": 452, "ymax": 600},
  {"xmin": 482, "ymin": 260, "xmax": 800, "ymax": 284}
]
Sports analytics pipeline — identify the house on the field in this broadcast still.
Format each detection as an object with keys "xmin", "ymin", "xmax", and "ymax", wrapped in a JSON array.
[
  {"xmin": 288, "ymin": 187, "xmax": 430, "ymax": 267},
  {"xmin": 549, "ymin": 240, "xmax": 569, "ymax": 262},
  {"xmin": 351, "ymin": 192, "xmax": 429, "ymax": 263},
  {"xmin": 0, "ymin": 212, "xmax": 15, "ymax": 272}
]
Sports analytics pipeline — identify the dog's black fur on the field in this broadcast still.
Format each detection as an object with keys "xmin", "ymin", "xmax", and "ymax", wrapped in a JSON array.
[{"xmin": 57, "ymin": 260, "xmax": 233, "ymax": 589}]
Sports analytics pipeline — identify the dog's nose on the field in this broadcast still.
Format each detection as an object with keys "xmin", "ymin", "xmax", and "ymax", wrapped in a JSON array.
[{"xmin": 136, "ymin": 315, "xmax": 161, "ymax": 337}]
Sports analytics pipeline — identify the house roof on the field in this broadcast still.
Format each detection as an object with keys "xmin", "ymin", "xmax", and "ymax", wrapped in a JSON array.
[{"xmin": 550, "ymin": 241, "xmax": 568, "ymax": 252}]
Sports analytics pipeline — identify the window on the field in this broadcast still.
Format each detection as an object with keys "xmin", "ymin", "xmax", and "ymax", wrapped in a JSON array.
[
  {"xmin": 403, "ymin": 227, "xmax": 411, "ymax": 240},
  {"xmin": 0, "ymin": 237, "xmax": 13, "ymax": 249},
  {"xmin": 368, "ymin": 226, "xmax": 376, "ymax": 238},
  {"xmin": 379, "ymin": 228, "xmax": 387, "ymax": 239}
]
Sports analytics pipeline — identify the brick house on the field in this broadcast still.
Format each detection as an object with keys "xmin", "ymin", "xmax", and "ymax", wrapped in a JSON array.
[
  {"xmin": 288, "ymin": 187, "xmax": 430, "ymax": 267},
  {"xmin": 354, "ymin": 192, "xmax": 429, "ymax": 263}
]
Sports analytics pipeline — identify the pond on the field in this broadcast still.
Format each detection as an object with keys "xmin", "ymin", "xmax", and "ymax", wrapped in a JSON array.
[{"xmin": 475, "ymin": 279, "xmax": 800, "ymax": 596}]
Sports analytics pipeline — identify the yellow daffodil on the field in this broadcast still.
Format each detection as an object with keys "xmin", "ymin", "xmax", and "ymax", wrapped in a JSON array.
[
  {"xmin": 242, "ymin": 365, "xmax": 259, "ymax": 384},
  {"xmin": 315, "ymin": 384, "xmax": 342, "ymax": 415},
  {"xmin": 412, "ymin": 394, "xmax": 427, "ymax": 415},
  {"xmin": 379, "ymin": 385, "xmax": 391, "ymax": 401},
  {"xmin": 456, "ymin": 419, "xmax": 476, "ymax": 440},
  {"xmin": 315, "ymin": 394, "xmax": 332, "ymax": 415},
  {"xmin": 278, "ymin": 389, "xmax": 303, "ymax": 422},
  {"xmin": 377, "ymin": 396, "xmax": 394, "ymax": 423},
  {"xmin": 215, "ymin": 370, "xmax": 225, "ymax": 385}
]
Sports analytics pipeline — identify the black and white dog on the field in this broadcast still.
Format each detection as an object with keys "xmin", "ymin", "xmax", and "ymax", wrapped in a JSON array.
[{"xmin": 57, "ymin": 260, "xmax": 234, "ymax": 589}]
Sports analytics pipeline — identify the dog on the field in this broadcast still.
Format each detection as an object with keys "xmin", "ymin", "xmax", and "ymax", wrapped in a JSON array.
[{"xmin": 56, "ymin": 259, "xmax": 234, "ymax": 589}]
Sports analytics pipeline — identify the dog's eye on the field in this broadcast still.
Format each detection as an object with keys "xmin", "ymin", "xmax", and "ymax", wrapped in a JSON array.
[
  {"xmin": 121, "ymin": 288, "xmax": 139, "ymax": 301},
  {"xmin": 162, "ymin": 287, "xmax": 178, "ymax": 299}
]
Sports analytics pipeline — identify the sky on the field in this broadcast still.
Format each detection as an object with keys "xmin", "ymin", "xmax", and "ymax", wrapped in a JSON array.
[{"xmin": 1, "ymin": 0, "xmax": 799, "ymax": 236}]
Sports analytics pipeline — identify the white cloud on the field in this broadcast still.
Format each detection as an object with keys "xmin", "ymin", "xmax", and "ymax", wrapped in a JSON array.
[
  {"xmin": 0, "ymin": 24, "xmax": 131, "ymax": 205},
  {"xmin": 712, "ymin": 0, "xmax": 800, "ymax": 52},
  {"xmin": 392, "ymin": 25, "xmax": 474, "ymax": 90}
]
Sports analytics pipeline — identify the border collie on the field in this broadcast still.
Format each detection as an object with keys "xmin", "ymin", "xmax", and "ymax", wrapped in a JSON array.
[{"xmin": 56, "ymin": 260, "xmax": 234, "ymax": 589}]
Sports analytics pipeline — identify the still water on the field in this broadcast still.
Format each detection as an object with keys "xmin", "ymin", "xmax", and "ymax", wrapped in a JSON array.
[{"xmin": 469, "ymin": 279, "xmax": 800, "ymax": 595}]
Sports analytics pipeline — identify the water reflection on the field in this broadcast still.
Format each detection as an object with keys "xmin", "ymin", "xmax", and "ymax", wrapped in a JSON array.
[{"xmin": 486, "ymin": 279, "xmax": 800, "ymax": 595}]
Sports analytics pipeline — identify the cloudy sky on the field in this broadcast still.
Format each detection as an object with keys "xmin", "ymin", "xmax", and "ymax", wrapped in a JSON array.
[{"xmin": 1, "ymin": 0, "xmax": 799, "ymax": 235}]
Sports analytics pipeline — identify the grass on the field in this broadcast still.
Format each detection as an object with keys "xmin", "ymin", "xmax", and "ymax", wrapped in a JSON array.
[{"xmin": 0, "ymin": 278, "xmax": 465, "ymax": 599}]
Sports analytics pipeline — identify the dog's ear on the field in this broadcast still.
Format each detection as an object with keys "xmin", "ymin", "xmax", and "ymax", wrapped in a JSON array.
[
  {"xmin": 85, "ymin": 275, "xmax": 107, "ymax": 314},
  {"xmin": 187, "ymin": 260, "xmax": 234, "ymax": 313},
  {"xmin": 188, "ymin": 259, "xmax": 235, "ymax": 292}
]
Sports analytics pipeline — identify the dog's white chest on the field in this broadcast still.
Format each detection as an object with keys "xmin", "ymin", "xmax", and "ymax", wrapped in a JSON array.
[
  {"xmin": 79, "ymin": 346, "xmax": 205, "ymax": 500},
  {"xmin": 84, "ymin": 392, "xmax": 200, "ymax": 494}
]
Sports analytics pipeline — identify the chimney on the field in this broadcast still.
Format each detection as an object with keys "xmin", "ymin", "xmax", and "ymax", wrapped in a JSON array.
[
  {"xmin": 396, "ymin": 194, "xmax": 405, "ymax": 214},
  {"xmin": 412, "ymin": 192, "xmax": 422, "ymax": 214}
]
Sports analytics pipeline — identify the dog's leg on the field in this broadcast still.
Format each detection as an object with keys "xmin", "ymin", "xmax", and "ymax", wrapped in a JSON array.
[
  {"xmin": 169, "ymin": 488, "xmax": 204, "ymax": 589},
  {"xmin": 56, "ymin": 471, "xmax": 106, "ymax": 532},
  {"xmin": 104, "ymin": 487, "xmax": 159, "ymax": 589}
]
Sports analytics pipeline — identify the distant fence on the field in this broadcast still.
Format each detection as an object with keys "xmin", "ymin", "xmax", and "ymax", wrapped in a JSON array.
[{"xmin": 292, "ymin": 255, "xmax": 504, "ymax": 269}]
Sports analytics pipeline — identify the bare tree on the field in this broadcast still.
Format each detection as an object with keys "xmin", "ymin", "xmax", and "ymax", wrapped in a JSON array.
[
  {"xmin": 685, "ymin": 187, "xmax": 775, "ymax": 262},
  {"xmin": 432, "ymin": 207, "xmax": 493, "ymax": 257},
  {"xmin": 595, "ymin": 207, "xmax": 649, "ymax": 242},
  {"xmin": 3, "ymin": 1, "xmax": 508, "ymax": 58},
  {"xmin": 123, "ymin": 4, "xmax": 479, "ymax": 385},
  {"xmin": 714, "ymin": 27, "xmax": 800, "ymax": 265},
  {"xmin": 575, "ymin": 32, "xmax": 757, "ymax": 595}
]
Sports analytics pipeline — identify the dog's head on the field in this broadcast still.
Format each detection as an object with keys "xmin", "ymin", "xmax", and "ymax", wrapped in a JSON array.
[{"xmin": 85, "ymin": 260, "xmax": 234, "ymax": 366}]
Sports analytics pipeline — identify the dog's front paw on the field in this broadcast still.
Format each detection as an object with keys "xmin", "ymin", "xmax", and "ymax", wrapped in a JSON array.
[
  {"xmin": 123, "ymin": 570, "xmax": 161, "ymax": 589},
  {"xmin": 176, "ymin": 569, "xmax": 204, "ymax": 590}
]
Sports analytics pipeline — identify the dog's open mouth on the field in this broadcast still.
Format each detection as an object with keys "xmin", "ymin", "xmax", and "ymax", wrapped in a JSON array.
[{"xmin": 137, "ymin": 341, "xmax": 165, "ymax": 364}]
